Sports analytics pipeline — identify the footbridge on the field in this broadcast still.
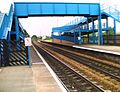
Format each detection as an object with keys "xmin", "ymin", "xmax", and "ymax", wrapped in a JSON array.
[
  {"xmin": 52, "ymin": 5, "xmax": 120, "ymax": 45},
  {"xmin": 0, "ymin": 2, "xmax": 120, "ymax": 66}
]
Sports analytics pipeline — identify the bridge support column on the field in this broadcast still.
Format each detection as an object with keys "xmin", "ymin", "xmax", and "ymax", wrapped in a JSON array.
[
  {"xmin": 15, "ymin": 17, "xmax": 19, "ymax": 41},
  {"xmin": 74, "ymin": 31, "xmax": 76, "ymax": 44},
  {"xmin": 114, "ymin": 20, "xmax": 116, "ymax": 45},
  {"xmin": 59, "ymin": 32, "xmax": 62, "ymax": 43},
  {"xmin": 92, "ymin": 18, "xmax": 95, "ymax": 44},
  {"xmin": 106, "ymin": 18, "xmax": 109, "ymax": 44},
  {"xmin": 28, "ymin": 46, "xmax": 31, "ymax": 67},
  {"xmin": 87, "ymin": 17, "xmax": 90, "ymax": 44},
  {"xmin": 98, "ymin": 15, "xmax": 103, "ymax": 45},
  {"xmin": 51, "ymin": 32, "xmax": 54, "ymax": 42},
  {"xmin": 8, "ymin": 31, "xmax": 11, "ymax": 41}
]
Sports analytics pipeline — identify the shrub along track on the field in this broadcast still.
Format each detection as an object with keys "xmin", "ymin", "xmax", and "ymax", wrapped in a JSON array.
[{"xmin": 34, "ymin": 41, "xmax": 120, "ymax": 92}]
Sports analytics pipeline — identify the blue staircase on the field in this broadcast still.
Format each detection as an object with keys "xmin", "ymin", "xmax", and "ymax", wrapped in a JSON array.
[
  {"xmin": 101, "ymin": 5, "xmax": 120, "ymax": 23},
  {"xmin": 0, "ymin": 5, "xmax": 13, "ymax": 39},
  {"xmin": 0, "ymin": 13, "xmax": 4, "ymax": 25},
  {"xmin": 53, "ymin": 5, "xmax": 120, "ymax": 33}
]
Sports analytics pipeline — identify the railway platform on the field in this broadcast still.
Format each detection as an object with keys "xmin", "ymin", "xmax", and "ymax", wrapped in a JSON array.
[
  {"xmin": 52, "ymin": 40, "xmax": 120, "ymax": 53},
  {"xmin": 76, "ymin": 45, "xmax": 120, "ymax": 53},
  {"xmin": 0, "ymin": 46, "xmax": 63, "ymax": 92}
]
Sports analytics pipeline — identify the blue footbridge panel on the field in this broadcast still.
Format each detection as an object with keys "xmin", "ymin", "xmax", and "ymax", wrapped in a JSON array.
[
  {"xmin": 52, "ymin": 4, "xmax": 120, "ymax": 45},
  {"xmin": 0, "ymin": 5, "xmax": 13, "ymax": 39},
  {"xmin": 14, "ymin": 2, "xmax": 100, "ymax": 17}
]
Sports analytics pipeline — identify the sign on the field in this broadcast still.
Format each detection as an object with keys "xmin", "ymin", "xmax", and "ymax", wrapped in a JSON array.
[{"xmin": 25, "ymin": 37, "xmax": 32, "ymax": 46}]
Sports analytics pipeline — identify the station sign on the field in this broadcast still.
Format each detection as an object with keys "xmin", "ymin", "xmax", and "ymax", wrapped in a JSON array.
[{"xmin": 25, "ymin": 37, "xmax": 32, "ymax": 46}]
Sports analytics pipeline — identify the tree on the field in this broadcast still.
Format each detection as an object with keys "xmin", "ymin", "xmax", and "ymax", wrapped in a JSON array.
[
  {"xmin": 24, "ymin": 29, "xmax": 30, "ymax": 37},
  {"xmin": 32, "ymin": 35, "xmax": 37, "ymax": 41},
  {"xmin": 44, "ymin": 36, "xmax": 52, "ymax": 40},
  {"xmin": 102, "ymin": 26, "xmax": 115, "ymax": 36}
]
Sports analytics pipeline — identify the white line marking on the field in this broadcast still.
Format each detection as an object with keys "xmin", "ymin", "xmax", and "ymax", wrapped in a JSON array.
[
  {"xmin": 73, "ymin": 45, "xmax": 120, "ymax": 55},
  {"xmin": 33, "ymin": 45, "xmax": 67, "ymax": 92}
]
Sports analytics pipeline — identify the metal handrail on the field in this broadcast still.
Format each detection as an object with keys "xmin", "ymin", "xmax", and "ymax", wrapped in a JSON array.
[
  {"xmin": 0, "ymin": 4, "xmax": 14, "ymax": 39},
  {"xmin": 101, "ymin": 4, "xmax": 120, "ymax": 21}
]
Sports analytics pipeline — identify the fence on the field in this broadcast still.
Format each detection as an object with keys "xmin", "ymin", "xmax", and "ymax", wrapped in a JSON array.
[
  {"xmin": 0, "ymin": 40, "xmax": 29, "ymax": 67},
  {"xmin": 103, "ymin": 35, "xmax": 120, "ymax": 46}
]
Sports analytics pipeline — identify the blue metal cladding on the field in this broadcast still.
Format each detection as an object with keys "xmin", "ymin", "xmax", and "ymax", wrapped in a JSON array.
[
  {"xmin": 0, "ymin": 5, "xmax": 13, "ymax": 39},
  {"xmin": 90, "ymin": 4, "xmax": 99, "ymax": 15},
  {"xmin": 15, "ymin": 4, "xmax": 28, "ymax": 16},
  {"xmin": 14, "ymin": 2, "xmax": 100, "ymax": 17}
]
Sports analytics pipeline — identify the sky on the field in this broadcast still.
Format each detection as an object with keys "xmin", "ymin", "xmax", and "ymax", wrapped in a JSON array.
[{"xmin": 0, "ymin": 0, "xmax": 120, "ymax": 36}]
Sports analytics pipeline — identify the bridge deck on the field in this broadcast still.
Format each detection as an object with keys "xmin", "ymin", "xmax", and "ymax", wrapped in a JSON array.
[{"xmin": 14, "ymin": 2, "xmax": 99, "ymax": 17}]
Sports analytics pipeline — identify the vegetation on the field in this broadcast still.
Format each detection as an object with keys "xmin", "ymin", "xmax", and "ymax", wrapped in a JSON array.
[
  {"xmin": 103, "ymin": 30, "xmax": 114, "ymax": 36},
  {"xmin": 44, "ymin": 36, "xmax": 52, "ymax": 40},
  {"xmin": 31, "ymin": 35, "xmax": 38, "ymax": 41},
  {"xmin": 24, "ymin": 29, "xmax": 30, "ymax": 37}
]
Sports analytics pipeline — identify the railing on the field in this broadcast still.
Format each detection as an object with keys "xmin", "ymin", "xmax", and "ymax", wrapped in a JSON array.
[
  {"xmin": 101, "ymin": 5, "xmax": 120, "ymax": 22},
  {"xmin": 0, "ymin": 14, "xmax": 6, "ymax": 38},
  {"xmin": 52, "ymin": 35, "xmax": 75, "ymax": 42},
  {"xmin": 0, "ymin": 13, "xmax": 4, "ymax": 27},
  {"xmin": 66, "ymin": 17, "xmax": 87, "ymax": 26},
  {"xmin": 0, "ymin": 4, "xmax": 13, "ymax": 39}
]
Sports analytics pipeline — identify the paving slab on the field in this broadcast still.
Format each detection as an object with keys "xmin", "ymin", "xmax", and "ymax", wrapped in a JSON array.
[
  {"xmin": 0, "ymin": 46, "xmax": 63, "ymax": 92},
  {"xmin": 32, "ymin": 64, "xmax": 62, "ymax": 92},
  {"xmin": 79, "ymin": 45, "xmax": 120, "ymax": 53},
  {"xmin": 0, "ymin": 66, "xmax": 36, "ymax": 92},
  {"xmin": 31, "ymin": 46, "xmax": 63, "ymax": 92}
]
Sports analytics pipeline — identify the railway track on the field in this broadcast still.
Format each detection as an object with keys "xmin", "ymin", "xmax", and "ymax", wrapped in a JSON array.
[
  {"xmin": 40, "ymin": 42, "xmax": 120, "ymax": 82},
  {"xmin": 33, "ymin": 42, "xmax": 105, "ymax": 92}
]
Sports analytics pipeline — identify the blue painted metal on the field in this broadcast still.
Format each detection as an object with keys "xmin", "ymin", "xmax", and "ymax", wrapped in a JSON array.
[
  {"xmin": 53, "ymin": 4, "xmax": 120, "ymax": 45},
  {"xmin": 15, "ymin": 17, "xmax": 19, "ymax": 40},
  {"xmin": 105, "ymin": 18, "xmax": 109, "ymax": 44},
  {"xmin": 8, "ymin": 31, "xmax": 11, "ymax": 41},
  {"xmin": 28, "ymin": 46, "xmax": 31, "ymax": 67},
  {"xmin": 101, "ymin": 6, "xmax": 120, "ymax": 23},
  {"xmin": 114, "ymin": 20, "xmax": 116, "ymax": 45},
  {"xmin": 52, "ymin": 35, "xmax": 75, "ymax": 43},
  {"xmin": 52, "ymin": 25, "xmax": 77, "ymax": 32},
  {"xmin": 79, "ymin": 30, "xmax": 82, "ymax": 45},
  {"xmin": 59, "ymin": 32, "xmax": 62, "ymax": 43},
  {"xmin": 0, "ymin": 5, "xmax": 13, "ymax": 39},
  {"xmin": 0, "ymin": 14, "xmax": 6, "ymax": 38},
  {"xmin": 14, "ymin": 2, "xmax": 99, "ymax": 17},
  {"xmin": 92, "ymin": 18, "xmax": 95, "ymax": 44},
  {"xmin": 106, "ymin": 18, "xmax": 108, "ymax": 29},
  {"xmin": 86, "ymin": 17, "xmax": 89, "ymax": 44},
  {"xmin": 1, "ymin": 2, "xmax": 119, "ymax": 47},
  {"xmin": 98, "ymin": 15, "xmax": 103, "ymax": 45},
  {"xmin": 52, "ymin": 17, "xmax": 88, "ymax": 32},
  {"xmin": 74, "ymin": 31, "xmax": 76, "ymax": 44}
]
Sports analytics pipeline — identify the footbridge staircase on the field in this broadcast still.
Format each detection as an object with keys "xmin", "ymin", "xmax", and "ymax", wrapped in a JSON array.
[
  {"xmin": 101, "ymin": 5, "xmax": 120, "ymax": 23},
  {"xmin": 52, "ymin": 4, "xmax": 120, "ymax": 45},
  {"xmin": 0, "ymin": 2, "xmax": 120, "ymax": 67}
]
